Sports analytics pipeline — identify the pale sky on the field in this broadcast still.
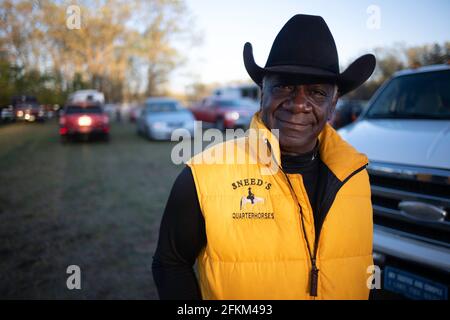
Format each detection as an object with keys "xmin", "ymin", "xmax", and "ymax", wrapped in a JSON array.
[{"xmin": 169, "ymin": 0, "xmax": 450, "ymax": 93}]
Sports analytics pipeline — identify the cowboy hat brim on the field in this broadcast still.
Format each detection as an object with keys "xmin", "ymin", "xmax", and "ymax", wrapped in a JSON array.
[{"xmin": 243, "ymin": 42, "xmax": 376, "ymax": 96}]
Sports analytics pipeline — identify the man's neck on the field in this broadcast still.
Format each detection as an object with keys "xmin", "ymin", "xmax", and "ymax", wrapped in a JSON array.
[{"xmin": 281, "ymin": 140, "xmax": 319, "ymax": 157}]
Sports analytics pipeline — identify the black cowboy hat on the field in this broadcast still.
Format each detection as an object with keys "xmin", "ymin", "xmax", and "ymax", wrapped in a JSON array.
[{"xmin": 243, "ymin": 14, "xmax": 376, "ymax": 96}]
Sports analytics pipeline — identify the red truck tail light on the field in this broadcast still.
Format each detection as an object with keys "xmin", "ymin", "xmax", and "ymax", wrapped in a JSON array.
[{"xmin": 59, "ymin": 127, "xmax": 68, "ymax": 135}]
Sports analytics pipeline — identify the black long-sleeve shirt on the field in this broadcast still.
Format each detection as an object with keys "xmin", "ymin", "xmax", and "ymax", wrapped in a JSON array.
[{"xmin": 152, "ymin": 143, "xmax": 327, "ymax": 300}]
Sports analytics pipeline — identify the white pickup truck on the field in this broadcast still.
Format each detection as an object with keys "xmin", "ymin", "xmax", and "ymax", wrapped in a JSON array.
[{"xmin": 339, "ymin": 64, "xmax": 450, "ymax": 300}]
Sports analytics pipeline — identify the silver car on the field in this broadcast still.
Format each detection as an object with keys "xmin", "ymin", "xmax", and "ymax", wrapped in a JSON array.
[
  {"xmin": 339, "ymin": 64, "xmax": 450, "ymax": 300},
  {"xmin": 137, "ymin": 97, "xmax": 196, "ymax": 140}
]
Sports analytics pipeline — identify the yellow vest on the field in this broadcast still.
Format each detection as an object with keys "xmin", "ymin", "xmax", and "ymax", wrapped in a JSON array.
[{"xmin": 187, "ymin": 112, "xmax": 373, "ymax": 300}]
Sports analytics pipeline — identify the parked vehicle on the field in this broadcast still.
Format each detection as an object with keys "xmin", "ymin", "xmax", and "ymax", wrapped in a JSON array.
[
  {"xmin": 212, "ymin": 84, "xmax": 260, "ymax": 101},
  {"xmin": 339, "ymin": 64, "xmax": 450, "ymax": 300},
  {"xmin": 59, "ymin": 102, "xmax": 110, "ymax": 142},
  {"xmin": 12, "ymin": 95, "xmax": 46, "ymax": 122},
  {"xmin": 330, "ymin": 99, "xmax": 367, "ymax": 129},
  {"xmin": 136, "ymin": 97, "xmax": 196, "ymax": 140},
  {"xmin": 191, "ymin": 97, "xmax": 259, "ymax": 130},
  {"xmin": 1, "ymin": 105, "xmax": 14, "ymax": 123},
  {"xmin": 128, "ymin": 106, "xmax": 142, "ymax": 123},
  {"xmin": 103, "ymin": 103, "xmax": 118, "ymax": 119}
]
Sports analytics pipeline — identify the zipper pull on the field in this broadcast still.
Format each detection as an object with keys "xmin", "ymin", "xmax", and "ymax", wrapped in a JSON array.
[{"xmin": 310, "ymin": 259, "xmax": 319, "ymax": 297}]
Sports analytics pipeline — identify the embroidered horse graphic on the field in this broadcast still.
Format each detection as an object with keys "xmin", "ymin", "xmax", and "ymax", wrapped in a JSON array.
[{"xmin": 240, "ymin": 187, "xmax": 264, "ymax": 210}]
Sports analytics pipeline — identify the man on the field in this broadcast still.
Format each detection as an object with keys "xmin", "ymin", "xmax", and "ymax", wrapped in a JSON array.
[{"xmin": 153, "ymin": 14, "xmax": 376, "ymax": 300}]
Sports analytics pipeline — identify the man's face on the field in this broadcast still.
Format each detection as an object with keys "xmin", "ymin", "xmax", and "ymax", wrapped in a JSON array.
[{"xmin": 260, "ymin": 74, "xmax": 338, "ymax": 155}]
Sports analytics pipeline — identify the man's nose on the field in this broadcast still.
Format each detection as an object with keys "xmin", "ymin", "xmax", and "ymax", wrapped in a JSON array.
[{"xmin": 286, "ymin": 86, "xmax": 312, "ymax": 113}]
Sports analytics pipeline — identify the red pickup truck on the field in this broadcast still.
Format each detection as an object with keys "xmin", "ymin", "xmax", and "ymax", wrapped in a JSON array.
[
  {"xmin": 59, "ymin": 102, "xmax": 110, "ymax": 142},
  {"xmin": 191, "ymin": 97, "xmax": 259, "ymax": 130}
]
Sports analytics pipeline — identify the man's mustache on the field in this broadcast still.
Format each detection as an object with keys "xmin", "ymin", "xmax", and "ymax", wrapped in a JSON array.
[{"xmin": 274, "ymin": 111, "xmax": 318, "ymax": 127}]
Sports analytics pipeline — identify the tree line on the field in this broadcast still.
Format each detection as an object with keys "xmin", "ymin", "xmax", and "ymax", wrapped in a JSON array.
[
  {"xmin": 0, "ymin": 0, "xmax": 199, "ymax": 106},
  {"xmin": 183, "ymin": 42, "xmax": 450, "ymax": 104},
  {"xmin": 0, "ymin": 1, "xmax": 448, "ymax": 107}
]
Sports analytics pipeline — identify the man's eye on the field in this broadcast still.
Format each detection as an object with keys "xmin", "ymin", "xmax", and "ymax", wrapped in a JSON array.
[
  {"xmin": 312, "ymin": 89, "xmax": 327, "ymax": 97},
  {"xmin": 274, "ymin": 85, "xmax": 294, "ymax": 92}
]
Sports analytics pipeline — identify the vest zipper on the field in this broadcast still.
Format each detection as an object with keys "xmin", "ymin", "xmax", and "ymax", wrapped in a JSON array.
[
  {"xmin": 281, "ymin": 168, "xmax": 319, "ymax": 297},
  {"xmin": 310, "ymin": 258, "xmax": 319, "ymax": 297},
  {"xmin": 265, "ymin": 139, "xmax": 367, "ymax": 298}
]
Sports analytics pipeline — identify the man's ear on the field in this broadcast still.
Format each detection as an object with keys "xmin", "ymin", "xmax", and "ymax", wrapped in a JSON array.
[
  {"xmin": 327, "ymin": 96, "xmax": 338, "ymax": 121},
  {"xmin": 259, "ymin": 81, "xmax": 266, "ymax": 110},
  {"xmin": 260, "ymin": 91, "xmax": 264, "ymax": 110}
]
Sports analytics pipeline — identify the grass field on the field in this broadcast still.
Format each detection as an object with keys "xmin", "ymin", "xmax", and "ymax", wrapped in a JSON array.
[{"xmin": 0, "ymin": 120, "xmax": 187, "ymax": 299}]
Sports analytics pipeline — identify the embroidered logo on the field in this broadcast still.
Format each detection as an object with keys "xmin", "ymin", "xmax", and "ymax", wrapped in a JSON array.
[
  {"xmin": 231, "ymin": 178, "xmax": 274, "ymax": 220},
  {"xmin": 240, "ymin": 187, "xmax": 265, "ymax": 210}
]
